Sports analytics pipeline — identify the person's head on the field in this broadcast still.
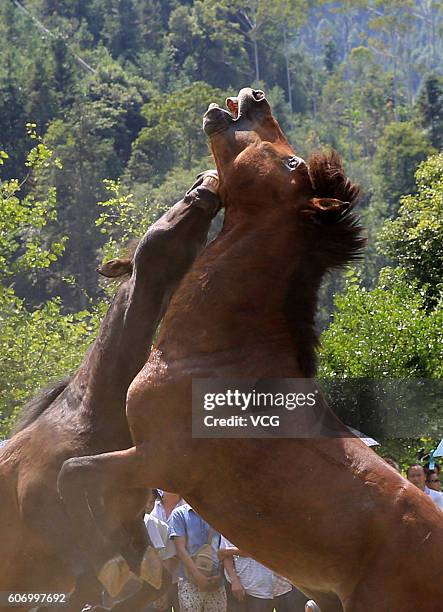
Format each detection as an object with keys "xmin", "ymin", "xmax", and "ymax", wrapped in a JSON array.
[
  {"xmin": 407, "ymin": 464, "xmax": 426, "ymax": 490},
  {"xmin": 145, "ymin": 488, "xmax": 157, "ymax": 514},
  {"xmin": 384, "ymin": 457, "xmax": 400, "ymax": 472},
  {"xmin": 424, "ymin": 461, "xmax": 440, "ymax": 474},
  {"xmin": 426, "ymin": 470, "xmax": 441, "ymax": 492}
]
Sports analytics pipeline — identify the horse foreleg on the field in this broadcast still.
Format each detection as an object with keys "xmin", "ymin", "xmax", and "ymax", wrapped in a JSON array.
[{"xmin": 57, "ymin": 444, "xmax": 154, "ymax": 599}]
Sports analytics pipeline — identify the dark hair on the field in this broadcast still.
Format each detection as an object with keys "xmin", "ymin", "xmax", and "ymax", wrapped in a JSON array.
[
  {"xmin": 383, "ymin": 457, "xmax": 400, "ymax": 472},
  {"xmin": 12, "ymin": 376, "xmax": 71, "ymax": 434},
  {"xmin": 426, "ymin": 470, "xmax": 441, "ymax": 482},
  {"xmin": 424, "ymin": 461, "xmax": 440, "ymax": 475}
]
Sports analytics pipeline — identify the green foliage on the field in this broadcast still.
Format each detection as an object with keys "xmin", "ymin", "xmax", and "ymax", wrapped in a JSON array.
[
  {"xmin": 167, "ymin": 1, "xmax": 249, "ymax": 89},
  {"xmin": 378, "ymin": 153, "xmax": 443, "ymax": 302},
  {"xmin": 416, "ymin": 75, "xmax": 443, "ymax": 151},
  {"xmin": 0, "ymin": 128, "xmax": 65, "ymax": 282},
  {"xmin": 372, "ymin": 121, "xmax": 434, "ymax": 215},
  {"xmin": 97, "ymin": 164, "xmax": 217, "ymax": 265},
  {"xmin": 0, "ymin": 136, "xmax": 100, "ymax": 437},
  {"xmin": 0, "ymin": 290, "xmax": 101, "ymax": 437},
  {"xmin": 96, "ymin": 179, "xmax": 151, "ymax": 265},
  {"xmin": 320, "ymin": 268, "xmax": 442, "ymax": 378},
  {"xmin": 129, "ymin": 82, "xmax": 225, "ymax": 183},
  {"xmin": 376, "ymin": 438, "xmax": 438, "ymax": 473}
]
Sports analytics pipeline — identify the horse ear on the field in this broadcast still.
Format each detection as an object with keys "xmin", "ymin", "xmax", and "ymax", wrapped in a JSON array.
[
  {"xmin": 302, "ymin": 197, "xmax": 351, "ymax": 224},
  {"xmin": 97, "ymin": 258, "xmax": 132, "ymax": 278}
]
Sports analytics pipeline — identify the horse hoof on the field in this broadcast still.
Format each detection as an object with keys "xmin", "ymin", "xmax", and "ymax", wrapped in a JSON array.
[
  {"xmin": 98, "ymin": 554, "xmax": 132, "ymax": 598},
  {"xmin": 139, "ymin": 546, "xmax": 163, "ymax": 589}
]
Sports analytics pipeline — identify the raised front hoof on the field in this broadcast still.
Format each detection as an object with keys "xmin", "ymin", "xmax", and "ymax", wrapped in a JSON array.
[
  {"xmin": 139, "ymin": 546, "xmax": 163, "ymax": 590},
  {"xmin": 98, "ymin": 554, "xmax": 132, "ymax": 598},
  {"xmin": 197, "ymin": 171, "xmax": 219, "ymax": 195}
]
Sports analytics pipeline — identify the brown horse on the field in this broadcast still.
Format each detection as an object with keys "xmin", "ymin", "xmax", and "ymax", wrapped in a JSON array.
[
  {"xmin": 0, "ymin": 172, "xmax": 219, "ymax": 612},
  {"xmin": 58, "ymin": 89, "xmax": 443, "ymax": 612}
]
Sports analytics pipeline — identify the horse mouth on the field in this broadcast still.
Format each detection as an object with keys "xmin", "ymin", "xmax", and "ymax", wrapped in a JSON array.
[{"xmin": 203, "ymin": 88, "xmax": 268, "ymax": 136}]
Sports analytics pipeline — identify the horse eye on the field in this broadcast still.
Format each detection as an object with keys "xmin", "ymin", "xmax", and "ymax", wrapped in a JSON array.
[{"xmin": 286, "ymin": 156, "xmax": 305, "ymax": 171}]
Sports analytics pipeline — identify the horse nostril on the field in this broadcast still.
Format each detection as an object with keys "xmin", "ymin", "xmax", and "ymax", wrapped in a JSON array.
[{"xmin": 252, "ymin": 90, "xmax": 265, "ymax": 101}]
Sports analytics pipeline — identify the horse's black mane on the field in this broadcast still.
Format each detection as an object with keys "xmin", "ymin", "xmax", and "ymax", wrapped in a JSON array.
[
  {"xmin": 285, "ymin": 149, "xmax": 365, "ymax": 377},
  {"xmin": 12, "ymin": 376, "xmax": 71, "ymax": 435}
]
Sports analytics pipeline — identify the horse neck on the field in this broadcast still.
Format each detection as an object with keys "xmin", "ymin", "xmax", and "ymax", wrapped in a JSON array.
[
  {"xmin": 157, "ymin": 211, "xmax": 324, "ymax": 375},
  {"xmin": 78, "ymin": 276, "xmax": 164, "ymax": 411}
]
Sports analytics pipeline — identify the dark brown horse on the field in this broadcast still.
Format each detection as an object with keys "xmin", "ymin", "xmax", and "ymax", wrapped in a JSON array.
[
  {"xmin": 58, "ymin": 90, "xmax": 443, "ymax": 612},
  {"xmin": 0, "ymin": 172, "xmax": 219, "ymax": 612}
]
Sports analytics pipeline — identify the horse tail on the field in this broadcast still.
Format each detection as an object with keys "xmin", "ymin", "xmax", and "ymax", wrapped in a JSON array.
[{"xmin": 12, "ymin": 376, "xmax": 71, "ymax": 435}]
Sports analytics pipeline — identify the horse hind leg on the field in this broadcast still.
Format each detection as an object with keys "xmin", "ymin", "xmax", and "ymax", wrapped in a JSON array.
[
  {"xmin": 301, "ymin": 590, "xmax": 344, "ymax": 612},
  {"xmin": 57, "ymin": 444, "xmax": 153, "ymax": 598},
  {"xmin": 36, "ymin": 572, "xmax": 103, "ymax": 612}
]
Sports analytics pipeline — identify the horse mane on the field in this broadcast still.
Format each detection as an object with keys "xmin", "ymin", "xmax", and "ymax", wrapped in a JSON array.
[
  {"xmin": 306, "ymin": 149, "xmax": 365, "ymax": 268},
  {"xmin": 12, "ymin": 376, "xmax": 71, "ymax": 434},
  {"xmin": 284, "ymin": 150, "xmax": 365, "ymax": 377},
  {"xmin": 308, "ymin": 150, "xmax": 361, "ymax": 204}
]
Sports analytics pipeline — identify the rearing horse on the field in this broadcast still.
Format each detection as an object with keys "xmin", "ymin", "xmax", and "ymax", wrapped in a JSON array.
[
  {"xmin": 59, "ymin": 89, "xmax": 443, "ymax": 612},
  {"xmin": 0, "ymin": 172, "xmax": 219, "ymax": 612}
]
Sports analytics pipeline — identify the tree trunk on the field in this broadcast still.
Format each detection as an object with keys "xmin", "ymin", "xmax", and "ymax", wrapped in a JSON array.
[
  {"xmin": 283, "ymin": 26, "xmax": 293, "ymax": 112},
  {"xmin": 253, "ymin": 34, "xmax": 260, "ymax": 83}
]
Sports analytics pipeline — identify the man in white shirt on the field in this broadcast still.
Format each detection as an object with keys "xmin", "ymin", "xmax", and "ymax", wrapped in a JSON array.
[
  {"xmin": 219, "ymin": 536, "xmax": 298, "ymax": 611},
  {"xmin": 149, "ymin": 490, "xmax": 185, "ymax": 611}
]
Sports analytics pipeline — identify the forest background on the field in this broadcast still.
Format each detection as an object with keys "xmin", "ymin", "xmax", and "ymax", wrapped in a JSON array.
[{"xmin": 1, "ymin": 0, "xmax": 442, "ymax": 468}]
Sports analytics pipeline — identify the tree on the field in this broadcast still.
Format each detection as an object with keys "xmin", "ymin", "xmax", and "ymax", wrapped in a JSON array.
[
  {"xmin": 320, "ymin": 268, "xmax": 442, "ymax": 379},
  {"xmin": 166, "ymin": 1, "xmax": 248, "ymax": 89},
  {"xmin": 82, "ymin": 63, "xmax": 156, "ymax": 164},
  {"xmin": 378, "ymin": 153, "xmax": 443, "ymax": 303},
  {"xmin": 0, "ymin": 291, "xmax": 100, "ymax": 437},
  {"xmin": 0, "ymin": 127, "xmax": 65, "ymax": 283},
  {"xmin": 417, "ymin": 75, "xmax": 443, "ymax": 151},
  {"xmin": 372, "ymin": 121, "xmax": 433, "ymax": 216},
  {"xmin": 324, "ymin": 38, "xmax": 338, "ymax": 75},
  {"xmin": 26, "ymin": 57, "xmax": 57, "ymax": 131},
  {"xmin": 36, "ymin": 109, "xmax": 120, "ymax": 309},
  {"xmin": 319, "ymin": 264, "xmax": 442, "ymax": 469},
  {"xmin": 128, "ymin": 82, "xmax": 225, "ymax": 183},
  {"xmin": 50, "ymin": 37, "xmax": 78, "ymax": 107},
  {"xmin": 0, "ymin": 135, "xmax": 99, "ymax": 437}
]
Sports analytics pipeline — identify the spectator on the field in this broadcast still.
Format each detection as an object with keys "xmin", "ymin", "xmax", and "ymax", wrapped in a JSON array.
[
  {"xmin": 150, "ymin": 490, "xmax": 185, "ymax": 611},
  {"xmin": 407, "ymin": 464, "xmax": 443, "ymax": 511},
  {"xmin": 220, "ymin": 537, "xmax": 274, "ymax": 611},
  {"xmin": 220, "ymin": 538, "xmax": 306, "ymax": 611},
  {"xmin": 426, "ymin": 471, "xmax": 442, "ymax": 493},
  {"xmin": 424, "ymin": 460, "xmax": 440, "ymax": 476},
  {"xmin": 407, "ymin": 464, "xmax": 426, "ymax": 489},
  {"xmin": 144, "ymin": 508, "xmax": 177, "ymax": 611},
  {"xmin": 151, "ymin": 490, "xmax": 185, "ymax": 522},
  {"xmin": 383, "ymin": 456, "xmax": 400, "ymax": 472},
  {"xmin": 169, "ymin": 504, "xmax": 226, "ymax": 612}
]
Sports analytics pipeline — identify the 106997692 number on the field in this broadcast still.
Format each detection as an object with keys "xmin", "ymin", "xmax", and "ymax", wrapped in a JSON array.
[{"xmin": 0, "ymin": 592, "xmax": 68, "ymax": 607}]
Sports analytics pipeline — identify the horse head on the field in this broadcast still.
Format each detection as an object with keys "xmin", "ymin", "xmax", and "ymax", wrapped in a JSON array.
[{"xmin": 203, "ymin": 88, "xmax": 364, "ymax": 269}]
